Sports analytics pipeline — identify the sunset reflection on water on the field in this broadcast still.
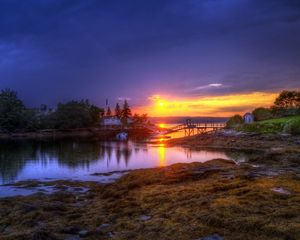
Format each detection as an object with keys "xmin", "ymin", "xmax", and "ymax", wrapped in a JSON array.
[{"xmin": 157, "ymin": 143, "xmax": 166, "ymax": 167}]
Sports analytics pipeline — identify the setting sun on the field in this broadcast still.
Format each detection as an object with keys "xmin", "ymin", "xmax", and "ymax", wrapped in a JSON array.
[{"xmin": 158, "ymin": 101, "xmax": 165, "ymax": 107}]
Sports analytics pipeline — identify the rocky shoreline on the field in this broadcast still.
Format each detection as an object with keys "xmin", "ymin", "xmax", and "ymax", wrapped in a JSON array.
[
  {"xmin": 167, "ymin": 130, "xmax": 300, "ymax": 151},
  {"xmin": 1, "ymin": 132, "xmax": 300, "ymax": 240}
]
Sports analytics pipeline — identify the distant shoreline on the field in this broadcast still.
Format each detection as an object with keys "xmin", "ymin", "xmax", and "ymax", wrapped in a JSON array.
[
  {"xmin": 149, "ymin": 116, "xmax": 228, "ymax": 124},
  {"xmin": 0, "ymin": 128, "xmax": 113, "ymax": 141},
  {"xmin": 0, "ymin": 127, "xmax": 155, "ymax": 141}
]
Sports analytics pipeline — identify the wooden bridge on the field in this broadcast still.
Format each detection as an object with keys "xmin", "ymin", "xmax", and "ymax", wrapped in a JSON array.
[{"xmin": 165, "ymin": 121, "xmax": 225, "ymax": 136}]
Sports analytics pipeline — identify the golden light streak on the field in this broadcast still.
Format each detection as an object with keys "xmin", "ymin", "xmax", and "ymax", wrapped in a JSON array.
[
  {"xmin": 134, "ymin": 92, "xmax": 278, "ymax": 117},
  {"xmin": 158, "ymin": 144, "xmax": 166, "ymax": 166}
]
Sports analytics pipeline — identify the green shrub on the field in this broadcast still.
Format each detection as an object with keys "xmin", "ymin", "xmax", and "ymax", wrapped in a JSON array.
[
  {"xmin": 252, "ymin": 107, "xmax": 272, "ymax": 121},
  {"xmin": 271, "ymin": 106, "xmax": 299, "ymax": 118},
  {"xmin": 283, "ymin": 119, "xmax": 300, "ymax": 135},
  {"xmin": 226, "ymin": 114, "xmax": 243, "ymax": 129},
  {"xmin": 237, "ymin": 122, "xmax": 282, "ymax": 134},
  {"xmin": 290, "ymin": 119, "xmax": 300, "ymax": 135}
]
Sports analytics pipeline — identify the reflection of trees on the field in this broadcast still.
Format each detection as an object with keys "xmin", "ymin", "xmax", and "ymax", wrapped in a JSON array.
[
  {"xmin": 0, "ymin": 141, "xmax": 38, "ymax": 183},
  {"xmin": 184, "ymin": 148, "xmax": 192, "ymax": 159},
  {"xmin": 0, "ymin": 139, "xmax": 136, "ymax": 183},
  {"xmin": 40, "ymin": 140, "xmax": 102, "ymax": 168},
  {"xmin": 123, "ymin": 148, "xmax": 132, "ymax": 166},
  {"xmin": 114, "ymin": 142, "xmax": 132, "ymax": 167}
]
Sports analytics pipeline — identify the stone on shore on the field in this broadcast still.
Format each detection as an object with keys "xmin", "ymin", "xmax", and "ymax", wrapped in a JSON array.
[{"xmin": 196, "ymin": 234, "xmax": 224, "ymax": 240}]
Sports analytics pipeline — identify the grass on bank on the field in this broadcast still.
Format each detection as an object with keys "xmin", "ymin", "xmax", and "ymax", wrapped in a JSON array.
[{"xmin": 236, "ymin": 115, "xmax": 300, "ymax": 134}]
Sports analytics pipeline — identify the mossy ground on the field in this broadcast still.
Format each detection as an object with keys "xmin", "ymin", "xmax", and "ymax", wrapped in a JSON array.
[{"xmin": 1, "ymin": 155, "xmax": 300, "ymax": 240}]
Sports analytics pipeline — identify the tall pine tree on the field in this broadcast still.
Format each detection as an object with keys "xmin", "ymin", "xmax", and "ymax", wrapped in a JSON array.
[
  {"xmin": 106, "ymin": 107, "xmax": 112, "ymax": 116},
  {"xmin": 115, "ymin": 103, "xmax": 122, "ymax": 119},
  {"xmin": 121, "ymin": 100, "xmax": 132, "ymax": 126}
]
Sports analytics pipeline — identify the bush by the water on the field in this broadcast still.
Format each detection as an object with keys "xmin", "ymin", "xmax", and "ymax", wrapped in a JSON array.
[
  {"xmin": 290, "ymin": 119, "xmax": 300, "ymax": 135},
  {"xmin": 252, "ymin": 107, "xmax": 272, "ymax": 121},
  {"xmin": 282, "ymin": 119, "xmax": 300, "ymax": 135},
  {"xmin": 226, "ymin": 114, "xmax": 243, "ymax": 128},
  {"xmin": 237, "ymin": 115, "xmax": 300, "ymax": 135}
]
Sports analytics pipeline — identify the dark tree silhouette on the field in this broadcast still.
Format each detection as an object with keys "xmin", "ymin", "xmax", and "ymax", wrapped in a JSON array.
[
  {"xmin": 272, "ymin": 90, "xmax": 300, "ymax": 116},
  {"xmin": 0, "ymin": 89, "xmax": 26, "ymax": 131},
  {"xmin": 132, "ymin": 113, "xmax": 148, "ymax": 124},
  {"xmin": 0, "ymin": 88, "xmax": 104, "ymax": 131},
  {"xmin": 274, "ymin": 90, "xmax": 300, "ymax": 109},
  {"xmin": 115, "ymin": 103, "xmax": 122, "ymax": 119},
  {"xmin": 106, "ymin": 107, "xmax": 112, "ymax": 116},
  {"xmin": 121, "ymin": 100, "xmax": 132, "ymax": 126},
  {"xmin": 54, "ymin": 100, "xmax": 101, "ymax": 129}
]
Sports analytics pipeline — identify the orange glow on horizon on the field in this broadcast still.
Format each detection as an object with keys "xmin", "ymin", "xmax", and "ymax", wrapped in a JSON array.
[{"xmin": 133, "ymin": 92, "xmax": 278, "ymax": 117}]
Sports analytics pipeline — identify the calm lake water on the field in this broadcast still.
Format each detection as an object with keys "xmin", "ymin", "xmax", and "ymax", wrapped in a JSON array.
[{"xmin": 0, "ymin": 138, "xmax": 257, "ymax": 185}]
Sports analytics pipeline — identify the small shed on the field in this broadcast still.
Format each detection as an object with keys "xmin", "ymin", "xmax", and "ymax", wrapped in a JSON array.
[{"xmin": 243, "ymin": 112, "xmax": 254, "ymax": 124}]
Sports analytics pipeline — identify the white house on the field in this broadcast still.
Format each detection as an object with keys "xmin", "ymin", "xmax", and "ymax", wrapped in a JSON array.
[
  {"xmin": 243, "ymin": 112, "xmax": 254, "ymax": 123},
  {"xmin": 102, "ymin": 117, "xmax": 122, "ymax": 128}
]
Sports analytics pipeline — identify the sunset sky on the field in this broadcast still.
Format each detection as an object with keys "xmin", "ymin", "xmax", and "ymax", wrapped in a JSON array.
[{"xmin": 1, "ymin": 0, "xmax": 300, "ymax": 116}]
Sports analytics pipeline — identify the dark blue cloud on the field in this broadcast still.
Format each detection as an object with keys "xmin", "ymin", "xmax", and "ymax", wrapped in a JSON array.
[{"xmin": 0, "ymin": 0, "xmax": 299, "ymax": 107}]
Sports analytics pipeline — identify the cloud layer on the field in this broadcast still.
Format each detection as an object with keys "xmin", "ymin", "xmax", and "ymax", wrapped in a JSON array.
[{"xmin": 0, "ymin": 0, "xmax": 299, "ymax": 109}]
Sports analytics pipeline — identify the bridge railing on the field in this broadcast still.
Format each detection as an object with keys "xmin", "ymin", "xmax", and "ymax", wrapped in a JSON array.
[{"xmin": 168, "ymin": 122, "xmax": 225, "ymax": 131}]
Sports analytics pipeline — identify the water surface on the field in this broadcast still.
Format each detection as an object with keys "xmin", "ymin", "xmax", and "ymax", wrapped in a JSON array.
[{"xmin": 0, "ymin": 139, "xmax": 257, "ymax": 185}]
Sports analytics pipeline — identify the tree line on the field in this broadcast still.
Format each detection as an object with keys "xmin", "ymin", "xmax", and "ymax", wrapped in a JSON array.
[
  {"xmin": 105, "ymin": 100, "xmax": 132, "ymax": 125},
  {"xmin": 0, "ymin": 89, "xmax": 104, "ymax": 132},
  {"xmin": 0, "ymin": 89, "xmax": 150, "ymax": 132},
  {"xmin": 104, "ymin": 101, "xmax": 149, "ymax": 126}
]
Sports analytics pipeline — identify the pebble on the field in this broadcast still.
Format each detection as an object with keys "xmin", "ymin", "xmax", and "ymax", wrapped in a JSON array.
[
  {"xmin": 96, "ymin": 223, "xmax": 110, "ymax": 232},
  {"xmin": 269, "ymin": 147, "xmax": 284, "ymax": 153},
  {"xmin": 99, "ymin": 223, "xmax": 110, "ymax": 228},
  {"xmin": 78, "ymin": 230, "xmax": 89, "ymax": 237},
  {"xmin": 139, "ymin": 215, "xmax": 151, "ymax": 221},
  {"xmin": 272, "ymin": 187, "xmax": 291, "ymax": 195},
  {"xmin": 61, "ymin": 226, "xmax": 81, "ymax": 234},
  {"xmin": 65, "ymin": 235, "xmax": 80, "ymax": 240},
  {"xmin": 196, "ymin": 234, "xmax": 224, "ymax": 240}
]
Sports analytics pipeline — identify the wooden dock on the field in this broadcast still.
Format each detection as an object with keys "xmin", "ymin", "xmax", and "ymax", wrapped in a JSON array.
[{"xmin": 165, "ymin": 121, "xmax": 225, "ymax": 136}]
